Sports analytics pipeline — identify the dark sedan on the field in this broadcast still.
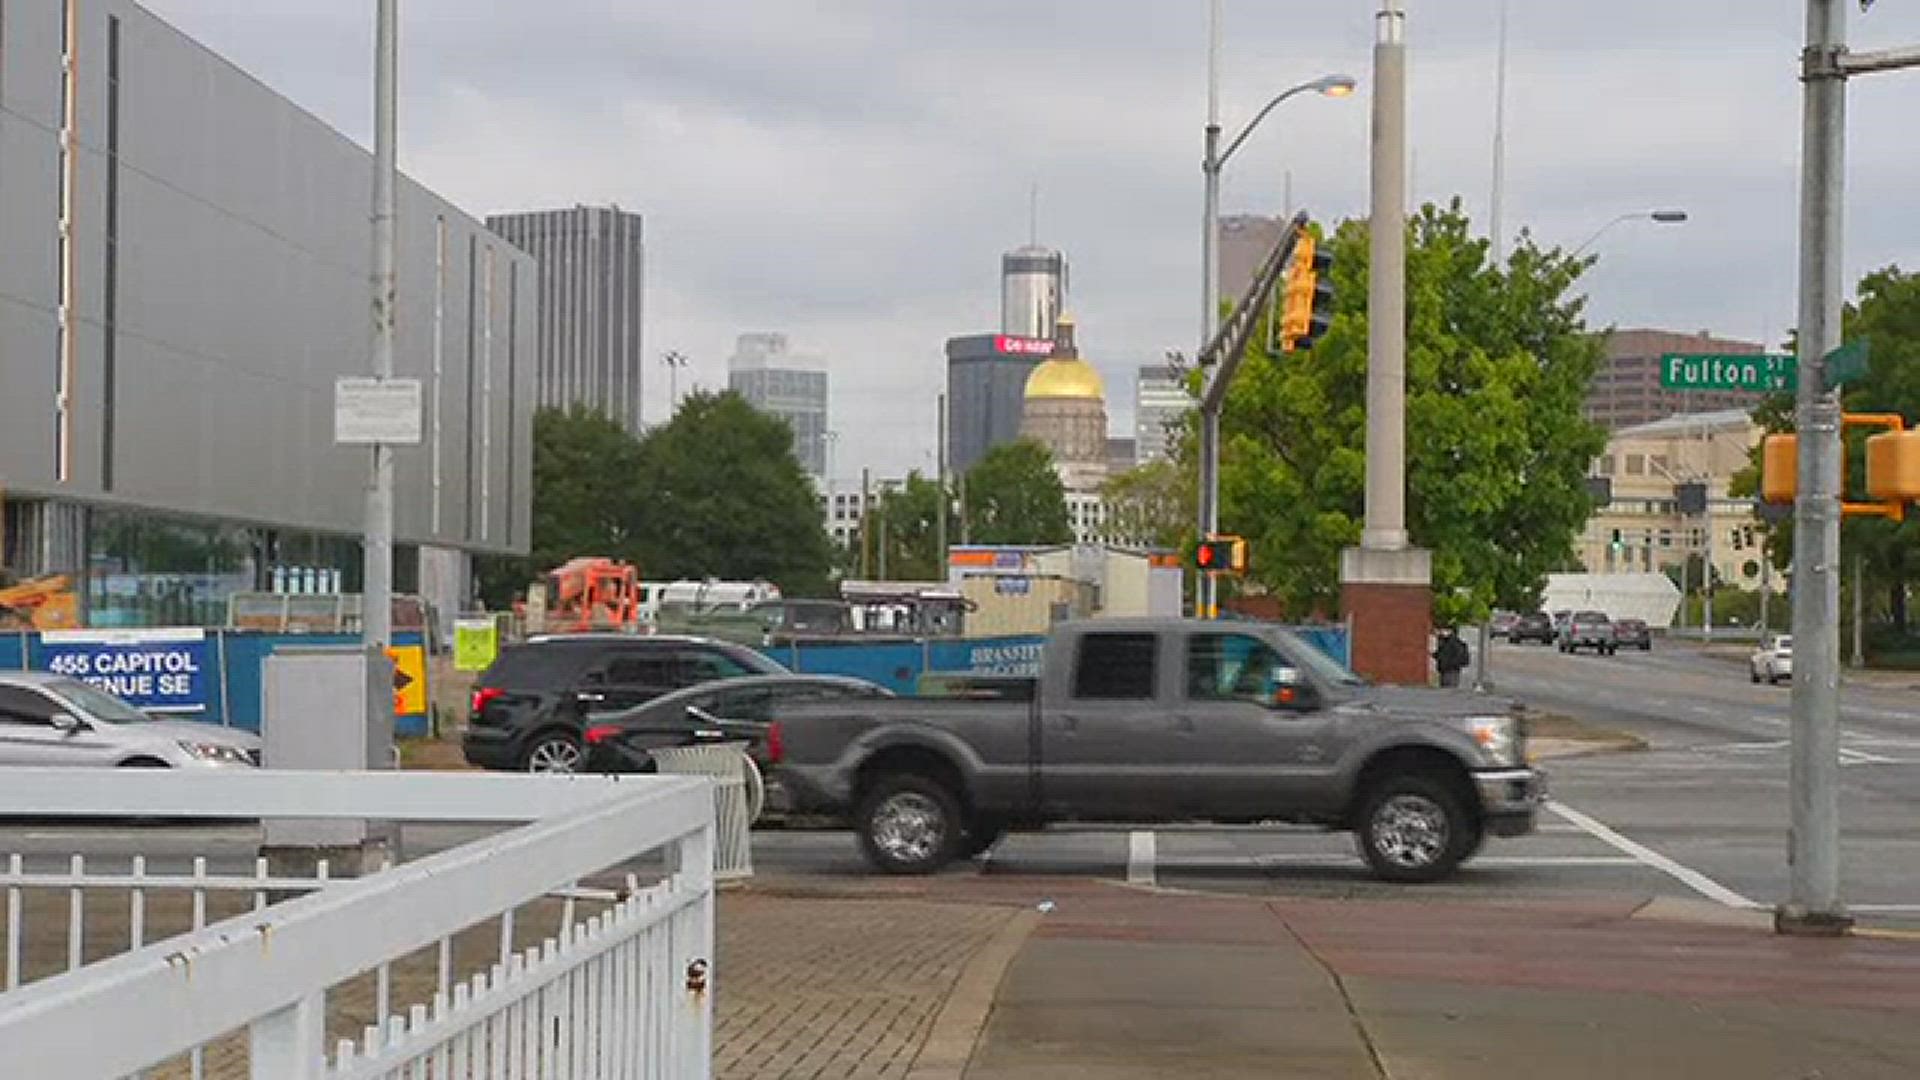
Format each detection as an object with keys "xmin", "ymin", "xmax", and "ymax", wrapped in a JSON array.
[
  {"xmin": 1612, "ymin": 618, "xmax": 1652, "ymax": 651},
  {"xmin": 580, "ymin": 674, "xmax": 894, "ymax": 774},
  {"xmin": 1509, "ymin": 612, "xmax": 1556, "ymax": 645}
]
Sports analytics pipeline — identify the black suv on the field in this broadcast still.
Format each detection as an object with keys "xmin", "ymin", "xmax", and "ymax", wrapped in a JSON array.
[{"xmin": 462, "ymin": 635, "xmax": 786, "ymax": 773}]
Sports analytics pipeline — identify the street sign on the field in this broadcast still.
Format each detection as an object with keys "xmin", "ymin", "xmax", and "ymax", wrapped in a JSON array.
[
  {"xmin": 1659, "ymin": 353, "xmax": 1796, "ymax": 392},
  {"xmin": 1824, "ymin": 340, "xmax": 1869, "ymax": 386},
  {"xmin": 1659, "ymin": 342, "xmax": 1868, "ymax": 393},
  {"xmin": 334, "ymin": 377, "xmax": 423, "ymax": 445}
]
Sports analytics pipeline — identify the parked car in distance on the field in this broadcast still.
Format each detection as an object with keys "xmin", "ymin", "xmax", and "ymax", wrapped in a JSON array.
[
  {"xmin": 580, "ymin": 674, "xmax": 892, "ymax": 775},
  {"xmin": 1611, "ymin": 618, "xmax": 1652, "ymax": 651},
  {"xmin": 1509, "ymin": 613, "xmax": 1556, "ymax": 645},
  {"xmin": 0, "ymin": 672, "xmax": 260, "ymax": 768},
  {"xmin": 778, "ymin": 618, "xmax": 1542, "ymax": 883},
  {"xmin": 462, "ymin": 634, "xmax": 787, "ymax": 773},
  {"xmin": 1489, "ymin": 611, "xmax": 1520, "ymax": 640},
  {"xmin": 1751, "ymin": 635, "xmax": 1793, "ymax": 685},
  {"xmin": 1558, "ymin": 611, "xmax": 1617, "ymax": 655}
]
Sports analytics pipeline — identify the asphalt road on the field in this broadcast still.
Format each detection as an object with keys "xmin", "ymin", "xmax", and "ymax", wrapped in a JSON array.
[{"xmin": 4, "ymin": 639, "xmax": 1915, "ymax": 929}]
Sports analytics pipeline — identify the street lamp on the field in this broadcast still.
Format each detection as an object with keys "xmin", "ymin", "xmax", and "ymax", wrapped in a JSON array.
[
  {"xmin": 1571, "ymin": 209, "xmax": 1689, "ymax": 256},
  {"xmin": 1195, "ymin": 4, "xmax": 1356, "ymax": 619},
  {"xmin": 660, "ymin": 351, "xmax": 689, "ymax": 417}
]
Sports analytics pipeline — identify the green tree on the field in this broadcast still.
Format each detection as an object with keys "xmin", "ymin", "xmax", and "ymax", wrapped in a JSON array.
[
  {"xmin": 1217, "ymin": 200, "xmax": 1607, "ymax": 624},
  {"xmin": 1101, "ymin": 459, "xmax": 1194, "ymax": 550},
  {"xmin": 963, "ymin": 440, "xmax": 1073, "ymax": 545},
  {"xmin": 476, "ymin": 405, "xmax": 645, "ymax": 606},
  {"xmin": 629, "ymin": 391, "xmax": 835, "ymax": 596},
  {"xmin": 867, "ymin": 472, "xmax": 952, "ymax": 581}
]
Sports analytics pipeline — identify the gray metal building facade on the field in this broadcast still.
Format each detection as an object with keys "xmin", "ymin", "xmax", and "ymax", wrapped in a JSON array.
[
  {"xmin": 726, "ymin": 333, "xmax": 827, "ymax": 477},
  {"xmin": 485, "ymin": 206, "xmax": 644, "ymax": 433},
  {"xmin": 945, "ymin": 333, "xmax": 1049, "ymax": 475},
  {"xmin": 0, "ymin": 1, "xmax": 533, "ymax": 622}
]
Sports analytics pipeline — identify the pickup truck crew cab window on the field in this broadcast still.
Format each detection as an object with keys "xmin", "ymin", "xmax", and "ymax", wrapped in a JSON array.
[
  {"xmin": 0, "ymin": 687, "xmax": 58, "ymax": 725},
  {"xmin": 1072, "ymin": 633, "xmax": 1157, "ymax": 700},
  {"xmin": 1186, "ymin": 634, "xmax": 1287, "ymax": 705}
]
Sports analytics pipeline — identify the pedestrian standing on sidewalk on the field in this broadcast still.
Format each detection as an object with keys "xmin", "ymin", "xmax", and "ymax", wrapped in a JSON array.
[{"xmin": 1434, "ymin": 626, "xmax": 1469, "ymax": 688}]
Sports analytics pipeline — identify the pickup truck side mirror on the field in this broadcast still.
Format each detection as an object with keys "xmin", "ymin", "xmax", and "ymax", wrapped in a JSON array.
[{"xmin": 1267, "ymin": 668, "xmax": 1317, "ymax": 711}]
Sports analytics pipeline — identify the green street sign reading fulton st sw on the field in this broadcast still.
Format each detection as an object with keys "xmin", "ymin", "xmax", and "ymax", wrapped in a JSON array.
[
  {"xmin": 1659, "ymin": 342, "xmax": 1869, "ymax": 392},
  {"xmin": 1659, "ymin": 352, "xmax": 1797, "ymax": 392}
]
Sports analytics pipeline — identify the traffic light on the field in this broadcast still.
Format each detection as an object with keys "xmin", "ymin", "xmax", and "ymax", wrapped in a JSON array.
[
  {"xmin": 1193, "ymin": 535, "xmax": 1249, "ymax": 575},
  {"xmin": 1765, "ymin": 415, "xmax": 1910, "ymax": 520},
  {"xmin": 1278, "ymin": 233, "xmax": 1335, "ymax": 352}
]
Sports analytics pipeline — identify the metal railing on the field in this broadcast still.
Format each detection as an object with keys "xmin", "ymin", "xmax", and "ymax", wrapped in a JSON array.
[{"xmin": 0, "ymin": 769, "xmax": 715, "ymax": 1078}]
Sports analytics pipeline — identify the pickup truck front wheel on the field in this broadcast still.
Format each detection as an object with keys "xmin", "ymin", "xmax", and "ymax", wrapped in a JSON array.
[
  {"xmin": 1356, "ymin": 774, "xmax": 1474, "ymax": 884},
  {"xmin": 857, "ymin": 774, "xmax": 963, "ymax": 875}
]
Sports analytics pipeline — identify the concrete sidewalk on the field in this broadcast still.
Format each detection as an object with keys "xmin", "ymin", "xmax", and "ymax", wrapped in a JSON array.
[{"xmin": 726, "ymin": 877, "xmax": 1920, "ymax": 1079}]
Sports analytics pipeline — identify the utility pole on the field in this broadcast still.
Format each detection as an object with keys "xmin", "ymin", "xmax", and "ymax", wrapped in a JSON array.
[
  {"xmin": 936, "ymin": 394, "xmax": 949, "ymax": 574},
  {"xmin": 1783, "ymin": 0, "xmax": 1850, "ymax": 936},
  {"xmin": 1852, "ymin": 554, "xmax": 1865, "ymax": 669},
  {"xmin": 860, "ymin": 467, "xmax": 873, "ymax": 581},
  {"xmin": 1489, "ymin": 0, "xmax": 1509, "ymax": 260},
  {"xmin": 1196, "ymin": 0, "xmax": 1223, "ymax": 620},
  {"xmin": 362, "ymin": 0, "xmax": 398, "ymax": 657}
]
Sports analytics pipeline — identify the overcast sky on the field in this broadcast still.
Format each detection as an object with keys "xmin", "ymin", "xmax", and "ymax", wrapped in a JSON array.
[{"xmin": 145, "ymin": 1, "xmax": 1920, "ymax": 483}]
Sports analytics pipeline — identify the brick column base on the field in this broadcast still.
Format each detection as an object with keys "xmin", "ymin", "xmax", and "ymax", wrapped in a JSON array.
[{"xmin": 1341, "ymin": 547, "xmax": 1433, "ymax": 686}]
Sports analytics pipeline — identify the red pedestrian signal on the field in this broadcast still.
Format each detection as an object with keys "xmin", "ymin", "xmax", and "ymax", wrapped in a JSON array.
[{"xmin": 1193, "ymin": 536, "xmax": 1248, "ymax": 575}]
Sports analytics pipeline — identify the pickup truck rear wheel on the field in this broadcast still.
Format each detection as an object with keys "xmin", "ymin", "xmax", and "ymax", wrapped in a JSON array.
[
  {"xmin": 857, "ymin": 774, "xmax": 963, "ymax": 875},
  {"xmin": 1356, "ymin": 774, "xmax": 1474, "ymax": 884}
]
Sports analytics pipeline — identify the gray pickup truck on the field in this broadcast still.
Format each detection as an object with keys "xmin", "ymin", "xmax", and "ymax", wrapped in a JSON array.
[{"xmin": 777, "ymin": 618, "xmax": 1543, "ymax": 883}]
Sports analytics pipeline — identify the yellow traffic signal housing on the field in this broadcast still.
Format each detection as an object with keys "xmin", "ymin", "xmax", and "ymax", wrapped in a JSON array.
[
  {"xmin": 1278, "ymin": 234, "xmax": 1334, "ymax": 353},
  {"xmin": 1194, "ymin": 535, "xmax": 1249, "ymax": 575},
  {"xmin": 1866, "ymin": 428, "xmax": 1920, "ymax": 501},
  {"xmin": 1763, "ymin": 416, "xmax": 1909, "ymax": 520},
  {"xmin": 1761, "ymin": 434, "xmax": 1796, "ymax": 504}
]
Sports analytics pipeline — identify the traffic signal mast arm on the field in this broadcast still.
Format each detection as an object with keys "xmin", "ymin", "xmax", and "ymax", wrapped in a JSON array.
[{"xmin": 1199, "ymin": 212, "xmax": 1308, "ymax": 413}]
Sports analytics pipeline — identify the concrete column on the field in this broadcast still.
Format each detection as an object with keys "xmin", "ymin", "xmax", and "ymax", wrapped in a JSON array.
[{"xmin": 1341, "ymin": 0, "xmax": 1432, "ymax": 685}]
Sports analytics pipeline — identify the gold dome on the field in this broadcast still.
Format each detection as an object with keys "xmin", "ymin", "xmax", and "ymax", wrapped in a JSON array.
[{"xmin": 1024, "ymin": 358, "xmax": 1105, "ymax": 401}]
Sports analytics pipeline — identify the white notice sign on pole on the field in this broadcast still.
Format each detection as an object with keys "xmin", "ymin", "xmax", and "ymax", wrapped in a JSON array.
[{"xmin": 334, "ymin": 377, "xmax": 423, "ymax": 445}]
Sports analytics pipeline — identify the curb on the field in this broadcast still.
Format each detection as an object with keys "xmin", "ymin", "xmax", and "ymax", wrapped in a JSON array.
[{"xmin": 906, "ymin": 908, "xmax": 1042, "ymax": 1080}]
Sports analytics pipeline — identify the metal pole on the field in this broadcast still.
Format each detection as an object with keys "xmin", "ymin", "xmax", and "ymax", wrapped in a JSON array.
[
  {"xmin": 1473, "ymin": 619, "xmax": 1492, "ymax": 692},
  {"xmin": 1489, "ymin": 0, "xmax": 1508, "ymax": 260},
  {"xmin": 1363, "ymin": 0, "xmax": 1409, "ymax": 550},
  {"xmin": 1761, "ymin": 556, "xmax": 1772, "ymax": 634},
  {"xmin": 1781, "ymin": 0, "xmax": 1849, "ymax": 935},
  {"xmin": 1852, "ymin": 553, "xmax": 1865, "ymax": 668},
  {"xmin": 936, "ymin": 395, "xmax": 949, "ymax": 573},
  {"xmin": 1702, "ymin": 419, "xmax": 1714, "ymax": 640},
  {"xmin": 362, "ymin": 0, "xmax": 397, "ymax": 656},
  {"xmin": 1196, "ymin": 0, "xmax": 1222, "ymax": 620},
  {"xmin": 860, "ymin": 467, "xmax": 872, "ymax": 581}
]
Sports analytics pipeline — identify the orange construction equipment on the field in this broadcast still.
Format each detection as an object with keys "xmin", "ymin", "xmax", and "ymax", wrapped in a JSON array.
[
  {"xmin": 0, "ymin": 575, "xmax": 82, "ymax": 631},
  {"xmin": 542, "ymin": 558, "xmax": 641, "ymax": 632}
]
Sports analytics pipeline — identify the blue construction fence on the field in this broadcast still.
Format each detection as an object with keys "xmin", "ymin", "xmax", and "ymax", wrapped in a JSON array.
[
  {"xmin": 760, "ymin": 625, "xmax": 1351, "ymax": 696},
  {"xmin": 0, "ymin": 629, "xmax": 431, "ymax": 737}
]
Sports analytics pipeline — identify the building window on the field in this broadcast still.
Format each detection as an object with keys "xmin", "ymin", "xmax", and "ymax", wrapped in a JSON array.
[
  {"xmin": 1649, "ymin": 454, "xmax": 1668, "ymax": 475},
  {"xmin": 1596, "ymin": 456, "xmax": 1615, "ymax": 476},
  {"xmin": 1625, "ymin": 454, "xmax": 1646, "ymax": 476}
]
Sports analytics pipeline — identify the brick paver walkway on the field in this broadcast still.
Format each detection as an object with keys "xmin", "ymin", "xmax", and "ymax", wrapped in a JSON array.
[{"xmin": 715, "ymin": 893, "xmax": 1014, "ymax": 1079}]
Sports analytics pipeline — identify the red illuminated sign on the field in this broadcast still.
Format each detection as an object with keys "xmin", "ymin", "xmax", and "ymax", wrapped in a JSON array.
[{"xmin": 993, "ymin": 335, "xmax": 1055, "ymax": 357}]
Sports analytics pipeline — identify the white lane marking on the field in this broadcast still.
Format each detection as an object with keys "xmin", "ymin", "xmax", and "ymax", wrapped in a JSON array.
[
  {"xmin": 1547, "ymin": 802, "xmax": 1758, "ymax": 909},
  {"xmin": 1840, "ymin": 747, "xmax": 1902, "ymax": 765},
  {"xmin": 1242, "ymin": 854, "xmax": 1638, "ymax": 869},
  {"xmin": 1127, "ymin": 830, "xmax": 1156, "ymax": 886},
  {"xmin": 1848, "ymin": 904, "xmax": 1920, "ymax": 914}
]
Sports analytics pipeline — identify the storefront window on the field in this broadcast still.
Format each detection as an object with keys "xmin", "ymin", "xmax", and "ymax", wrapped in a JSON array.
[{"xmin": 88, "ymin": 510, "xmax": 257, "ymax": 628}]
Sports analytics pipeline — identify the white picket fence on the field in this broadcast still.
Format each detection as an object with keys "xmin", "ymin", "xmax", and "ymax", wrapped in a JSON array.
[{"xmin": 0, "ymin": 769, "xmax": 715, "ymax": 1079}]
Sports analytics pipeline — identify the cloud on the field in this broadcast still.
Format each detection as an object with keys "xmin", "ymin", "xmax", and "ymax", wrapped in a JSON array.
[{"xmin": 142, "ymin": 0, "xmax": 1920, "ymax": 478}]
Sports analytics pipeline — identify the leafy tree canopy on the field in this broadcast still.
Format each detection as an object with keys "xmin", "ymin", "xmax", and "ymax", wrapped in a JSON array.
[
  {"xmin": 1214, "ymin": 199, "xmax": 1607, "ymax": 624},
  {"xmin": 963, "ymin": 440, "xmax": 1073, "ymax": 546}
]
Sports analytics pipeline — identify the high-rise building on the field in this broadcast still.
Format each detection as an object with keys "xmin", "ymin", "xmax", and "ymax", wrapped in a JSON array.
[
  {"xmin": 1001, "ymin": 245, "xmax": 1067, "ymax": 340},
  {"xmin": 1586, "ymin": 329, "xmax": 1766, "ymax": 431},
  {"xmin": 1217, "ymin": 214, "xmax": 1286, "ymax": 307},
  {"xmin": 486, "ymin": 206, "xmax": 645, "ymax": 432},
  {"xmin": 1133, "ymin": 362, "xmax": 1191, "ymax": 464},
  {"xmin": 727, "ymin": 333, "xmax": 829, "ymax": 477},
  {"xmin": 946, "ymin": 332, "xmax": 1053, "ymax": 474}
]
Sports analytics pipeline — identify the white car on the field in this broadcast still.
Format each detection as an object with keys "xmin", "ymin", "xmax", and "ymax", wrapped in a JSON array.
[
  {"xmin": 1750, "ymin": 635, "xmax": 1793, "ymax": 685},
  {"xmin": 0, "ymin": 672, "xmax": 261, "ymax": 768}
]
